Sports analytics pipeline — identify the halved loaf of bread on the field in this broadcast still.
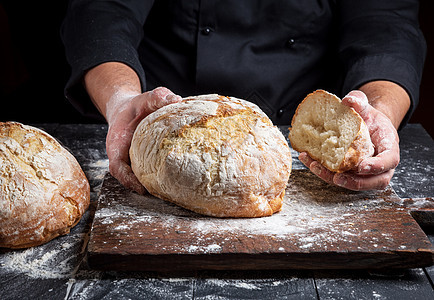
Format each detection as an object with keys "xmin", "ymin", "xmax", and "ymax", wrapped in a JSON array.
[{"xmin": 288, "ymin": 90, "xmax": 374, "ymax": 173}]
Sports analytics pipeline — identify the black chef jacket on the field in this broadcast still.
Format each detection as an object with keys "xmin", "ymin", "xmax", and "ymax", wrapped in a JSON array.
[{"xmin": 61, "ymin": 0, "xmax": 426, "ymax": 126}]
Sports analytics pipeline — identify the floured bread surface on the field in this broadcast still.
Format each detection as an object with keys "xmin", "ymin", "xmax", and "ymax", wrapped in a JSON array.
[
  {"xmin": 0, "ymin": 122, "xmax": 90, "ymax": 248},
  {"xmin": 289, "ymin": 90, "xmax": 374, "ymax": 172},
  {"xmin": 130, "ymin": 94, "xmax": 292, "ymax": 218}
]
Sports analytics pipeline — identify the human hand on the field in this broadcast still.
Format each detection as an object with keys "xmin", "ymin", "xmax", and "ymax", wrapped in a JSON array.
[
  {"xmin": 105, "ymin": 87, "xmax": 182, "ymax": 194},
  {"xmin": 299, "ymin": 90, "xmax": 400, "ymax": 191}
]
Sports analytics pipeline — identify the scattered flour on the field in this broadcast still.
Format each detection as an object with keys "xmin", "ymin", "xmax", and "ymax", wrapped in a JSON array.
[
  {"xmin": 91, "ymin": 170, "xmax": 410, "ymax": 257},
  {"xmin": 0, "ymin": 232, "xmax": 88, "ymax": 279},
  {"xmin": 187, "ymin": 244, "xmax": 222, "ymax": 253}
]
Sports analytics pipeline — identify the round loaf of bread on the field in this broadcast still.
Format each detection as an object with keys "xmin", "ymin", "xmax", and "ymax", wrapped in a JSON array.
[
  {"xmin": 0, "ymin": 122, "xmax": 90, "ymax": 249},
  {"xmin": 288, "ymin": 90, "xmax": 374, "ymax": 172},
  {"xmin": 130, "ymin": 94, "xmax": 292, "ymax": 218}
]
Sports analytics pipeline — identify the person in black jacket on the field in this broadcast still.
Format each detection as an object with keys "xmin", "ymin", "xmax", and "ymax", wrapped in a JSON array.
[{"xmin": 62, "ymin": 0, "xmax": 426, "ymax": 193}]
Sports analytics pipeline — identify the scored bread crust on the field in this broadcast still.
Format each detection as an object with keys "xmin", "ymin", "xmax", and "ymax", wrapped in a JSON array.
[
  {"xmin": 288, "ymin": 90, "xmax": 374, "ymax": 173},
  {"xmin": 0, "ymin": 122, "xmax": 90, "ymax": 249},
  {"xmin": 130, "ymin": 94, "xmax": 292, "ymax": 218}
]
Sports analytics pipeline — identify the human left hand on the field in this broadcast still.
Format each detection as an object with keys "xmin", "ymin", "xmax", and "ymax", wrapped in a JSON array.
[{"xmin": 299, "ymin": 90, "xmax": 400, "ymax": 191}]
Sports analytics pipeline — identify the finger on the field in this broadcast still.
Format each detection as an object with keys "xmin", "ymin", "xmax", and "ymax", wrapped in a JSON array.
[
  {"xmin": 106, "ymin": 126, "xmax": 145, "ymax": 194},
  {"xmin": 163, "ymin": 92, "xmax": 183, "ymax": 105},
  {"xmin": 357, "ymin": 150, "xmax": 400, "ymax": 175},
  {"xmin": 109, "ymin": 159, "xmax": 146, "ymax": 195},
  {"xmin": 333, "ymin": 169, "xmax": 394, "ymax": 191},
  {"xmin": 147, "ymin": 87, "xmax": 182, "ymax": 111},
  {"xmin": 297, "ymin": 151, "xmax": 312, "ymax": 167},
  {"xmin": 298, "ymin": 152, "xmax": 318, "ymax": 171},
  {"xmin": 298, "ymin": 152, "xmax": 335, "ymax": 185},
  {"xmin": 310, "ymin": 161, "xmax": 336, "ymax": 185},
  {"xmin": 106, "ymin": 128, "xmax": 132, "ymax": 161}
]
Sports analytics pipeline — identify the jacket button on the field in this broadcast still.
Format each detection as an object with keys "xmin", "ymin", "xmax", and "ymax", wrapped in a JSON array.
[
  {"xmin": 277, "ymin": 109, "xmax": 284, "ymax": 117},
  {"xmin": 287, "ymin": 38, "xmax": 295, "ymax": 47},
  {"xmin": 201, "ymin": 27, "xmax": 212, "ymax": 35}
]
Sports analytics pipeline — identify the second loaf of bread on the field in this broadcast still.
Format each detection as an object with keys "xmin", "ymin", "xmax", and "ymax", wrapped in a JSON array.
[
  {"xmin": 0, "ymin": 122, "xmax": 90, "ymax": 249},
  {"xmin": 130, "ymin": 94, "xmax": 292, "ymax": 218}
]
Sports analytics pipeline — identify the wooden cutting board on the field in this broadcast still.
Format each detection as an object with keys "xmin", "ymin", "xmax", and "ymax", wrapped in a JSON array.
[{"xmin": 87, "ymin": 170, "xmax": 434, "ymax": 272}]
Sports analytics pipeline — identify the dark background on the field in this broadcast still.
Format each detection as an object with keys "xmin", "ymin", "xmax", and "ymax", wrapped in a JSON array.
[{"xmin": 1, "ymin": 1, "xmax": 433, "ymax": 137}]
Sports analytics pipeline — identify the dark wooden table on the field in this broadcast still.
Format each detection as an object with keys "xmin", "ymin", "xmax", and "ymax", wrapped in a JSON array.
[{"xmin": 1, "ymin": 123, "xmax": 433, "ymax": 300}]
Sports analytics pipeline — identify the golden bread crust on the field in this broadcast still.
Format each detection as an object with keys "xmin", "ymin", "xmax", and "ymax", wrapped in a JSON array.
[
  {"xmin": 130, "ymin": 94, "xmax": 292, "ymax": 218},
  {"xmin": 0, "ymin": 122, "xmax": 90, "ymax": 248}
]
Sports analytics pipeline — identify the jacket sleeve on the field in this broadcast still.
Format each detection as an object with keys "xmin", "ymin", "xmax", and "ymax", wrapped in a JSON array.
[
  {"xmin": 337, "ymin": 0, "xmax": 426, "ymax": 128},
  {"xmin": 61, "ymin": 0, "xmax": 154, "ymax": 119}
]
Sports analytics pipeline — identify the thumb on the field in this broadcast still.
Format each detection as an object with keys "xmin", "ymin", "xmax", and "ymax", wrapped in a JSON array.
[
  {"xmin": 146, "ymin": 87, "xmax": 182, "ymax": 112},
  {"xmin": 341, "ymin": 90, "xmax": 372, "ymax": 122}
]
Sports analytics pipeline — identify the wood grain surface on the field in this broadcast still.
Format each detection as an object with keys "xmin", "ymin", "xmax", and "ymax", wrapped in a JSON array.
[{"xmin": 87, "ymin": 170, "xmax": 434, "ymax": 271}]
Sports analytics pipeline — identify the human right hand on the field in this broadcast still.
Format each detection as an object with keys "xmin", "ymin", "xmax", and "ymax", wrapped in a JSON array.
[
  {"xmin": 105, "ymin": 87, "xmax": 182, "ymax": 194},
  {"xmin": 83, "ymin": 62, "xmax": 182, "ymax": 193}
]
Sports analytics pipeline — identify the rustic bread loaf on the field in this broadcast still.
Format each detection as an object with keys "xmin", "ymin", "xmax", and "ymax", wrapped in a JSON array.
[
  {"xmin": 130, "ymin": 94, "xmax": 292, "ymax": 218},
  {"xmin": 0, "ymin": 122, "xmax": 90, "ymax": 248},
  {"xmin": 288, "ymin": 90, "xmax": 374, "ymax": 172}
]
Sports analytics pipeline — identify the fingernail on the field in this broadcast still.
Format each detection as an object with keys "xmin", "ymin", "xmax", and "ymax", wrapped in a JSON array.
[
  {"xmin": 298, "ymin": 153, "xmax": 307, "ymax": 164},
  {"xmin": 335, "ymin": 174, "xmax": 348, "ymax": 187},
  {"xmin": 344, "ymin": 95, "xmax": 357, "ymax": 104},
  {"xmin": 166, "ymin": 94, "xmax": 182, "ymax": 104}
]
